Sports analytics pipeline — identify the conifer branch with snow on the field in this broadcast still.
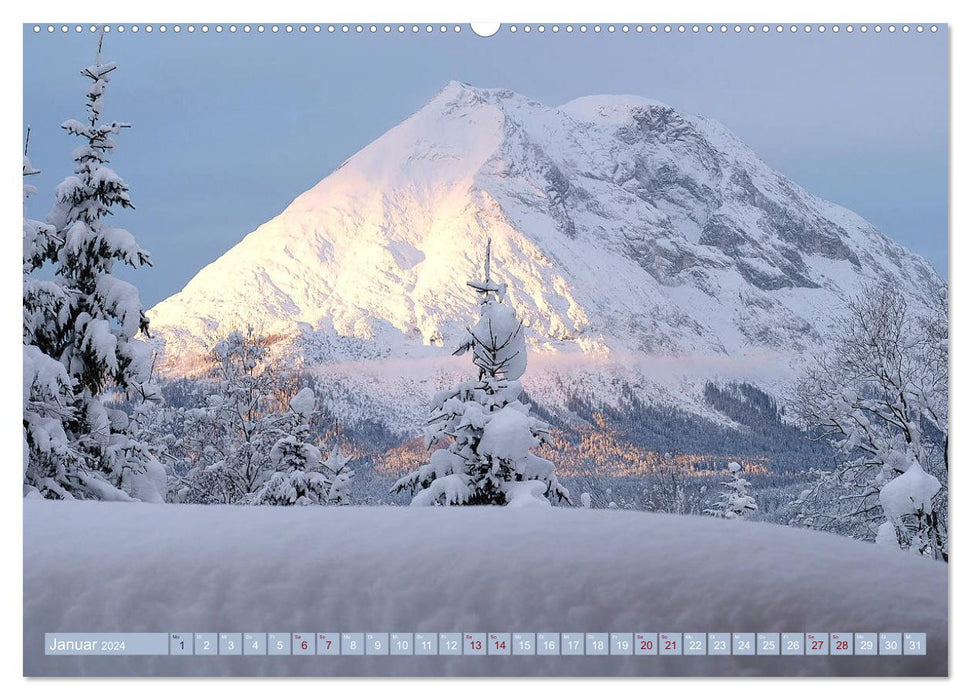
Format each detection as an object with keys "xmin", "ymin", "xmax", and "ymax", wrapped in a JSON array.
[{"xmin": 23, "ymin": 135, "xmax": 79, "ymax": 496}]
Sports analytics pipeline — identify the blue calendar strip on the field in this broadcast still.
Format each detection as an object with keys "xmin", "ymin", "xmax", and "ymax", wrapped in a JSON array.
[{"xmin": 45, "ymin": 632, "xmax": 927, "ymax": 656}]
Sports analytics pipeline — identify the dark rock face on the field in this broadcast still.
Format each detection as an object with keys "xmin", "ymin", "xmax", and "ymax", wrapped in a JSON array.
[{"xmin": 521, "ymin": 101, "xmax": 870, "ymax": 293}]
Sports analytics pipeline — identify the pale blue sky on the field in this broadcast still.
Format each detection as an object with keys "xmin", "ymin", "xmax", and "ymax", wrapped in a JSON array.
[{"xmin": 23, "ymin": 25, "xmax": 948, "ymax": 306}]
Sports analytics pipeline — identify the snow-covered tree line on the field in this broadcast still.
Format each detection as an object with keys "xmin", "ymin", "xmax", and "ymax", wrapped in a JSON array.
[
  {"xmin": 22, "ymin": 39, "xmax": 166, "ymax": 502},
  {"xmin": 791, "ymin": 285, "xmax": 948, "ymax": 560},
  {"xmin": 22, "ymin": 38, "xmax": 353, "ymax": 507},
  {"xmin": 393, "ymin": 240, "xmax": 569, "ymax": 507}
]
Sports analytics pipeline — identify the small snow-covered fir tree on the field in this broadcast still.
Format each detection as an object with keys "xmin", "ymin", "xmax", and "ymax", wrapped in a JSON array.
[
  {"xmin": 392, "ymin": 239, "xmax": 569, "ymax": 507},
  {"xmin": 322, "ymin": 441, "xmax": 355, "ymax": 505},
  {"xmin": 251, "ymin": 388, "xmax": 329, "ymax": 506},
  {"xmin": 23, "ymin": 37, "xmax": 163, "ymax": 501},
  {"xmin": 705, "ymin": 461, "xmax": 757, "ymax": 519},
  {"xmin": 249, "ymin": 388, "xmax": 355, "ymax": 506}
]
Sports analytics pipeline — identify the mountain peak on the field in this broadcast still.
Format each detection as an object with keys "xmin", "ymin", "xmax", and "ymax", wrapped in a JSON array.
[
  {"xmin": 560, "ymin": 93, "xmax": 674, "ymax": 122},
  {"xmin": 428, "ymin": 81, "xmax": 541, "ymax": 112},
  {"xmin": 150, "ymin": 84, "xmax": 940, "ymax": 396}
]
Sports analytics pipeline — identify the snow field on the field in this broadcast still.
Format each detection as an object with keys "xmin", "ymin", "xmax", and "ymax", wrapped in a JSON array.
[{"xmin": 24, "ymin": 501, "xmax": 946, "ymax": 676}]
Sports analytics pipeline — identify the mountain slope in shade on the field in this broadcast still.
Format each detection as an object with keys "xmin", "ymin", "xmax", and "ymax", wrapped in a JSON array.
[{"xmin": 149, "ymin": 82, "xmax": 941, "ymax": 421}]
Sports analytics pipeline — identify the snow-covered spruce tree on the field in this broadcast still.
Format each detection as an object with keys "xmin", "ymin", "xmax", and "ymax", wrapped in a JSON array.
[
  {"xmin": 23, "ymin": 131, "xmax": 78, "ymax": 496},
  {"xmin": 25, "ymin": 39, "xmax": 164, "ymax": 501},
  {"xmin": 704, "ymin": 461, "xmax": 758, "ymax": 519},
  {"xmin": 392, "ymin": 239, "xmax": 569, "ymax": 507},
  {"xmin": 791, "ymin": 285, "xmax": 947, "ymax": 559}
]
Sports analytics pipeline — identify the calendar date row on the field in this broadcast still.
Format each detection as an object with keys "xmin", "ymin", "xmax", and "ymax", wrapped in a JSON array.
[{"xmin": 46, "ymin": 632, "xmax": 927, "ymax": 656}]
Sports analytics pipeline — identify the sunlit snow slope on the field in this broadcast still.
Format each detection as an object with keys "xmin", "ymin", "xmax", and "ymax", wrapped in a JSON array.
[{"xmin": 149, "ymin": 83, "xmax": 942, "ymax": 421}]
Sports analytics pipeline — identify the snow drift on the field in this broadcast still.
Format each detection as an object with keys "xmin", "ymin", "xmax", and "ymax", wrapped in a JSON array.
[{"xmin": 24, "ymin": 501, "xmax": 946, "ymax": 676}]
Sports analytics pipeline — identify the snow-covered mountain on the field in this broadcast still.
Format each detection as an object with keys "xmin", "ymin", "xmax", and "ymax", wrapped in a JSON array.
[{"xmin": 150, "ymin": 82, "xmax": 941, "ymax": 428}]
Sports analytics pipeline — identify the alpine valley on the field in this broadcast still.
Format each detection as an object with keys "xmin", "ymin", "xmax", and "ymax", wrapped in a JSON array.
[{"xmin": 148, "ymin": 83, "xmax": 943, "ymax": 470}]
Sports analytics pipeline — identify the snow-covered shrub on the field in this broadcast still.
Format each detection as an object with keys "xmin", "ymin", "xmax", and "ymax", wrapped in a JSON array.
[
  {"xmin": 177, "ymin": 329, "xmax": 288, "ymax": 503},
  {"xmin": 392, "ymin": 239, "xmax": 569, "ymax": 507},
  {"xmin": 175, "ymin": 332, "xmax": 353, "ymax": 506},
  {"xmin": 792, "ymin": 285, "xmax": 947, "ymax": 559},
  {"xmin": 879, "ymin": 461, "xmax": 942, "ymax": 557},
  {"xmin": 639, "ymin": 452, "xmax": 697, "ymax": 515}
]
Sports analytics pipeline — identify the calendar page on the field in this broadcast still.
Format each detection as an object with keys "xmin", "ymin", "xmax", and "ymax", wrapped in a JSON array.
[{"xmin": 21, "ymin": 19, "xmax": 948, "ymax": 678}]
